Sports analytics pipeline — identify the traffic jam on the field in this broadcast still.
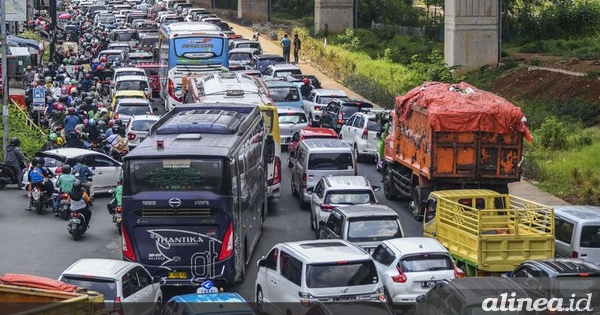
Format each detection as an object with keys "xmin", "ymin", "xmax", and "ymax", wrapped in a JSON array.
[{"xmin": 3, "ymin": 0, "xmax": 600, "ymax": 315}]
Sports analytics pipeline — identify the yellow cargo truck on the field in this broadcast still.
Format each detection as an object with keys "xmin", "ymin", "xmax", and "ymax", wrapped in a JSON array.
[
  {"xmin": 0, "ymin": 274, "xmax": 108, "ymax": 315},
  {"xmin": 423, "ymin": 189, "xmax": 554, "ymax": 277}
]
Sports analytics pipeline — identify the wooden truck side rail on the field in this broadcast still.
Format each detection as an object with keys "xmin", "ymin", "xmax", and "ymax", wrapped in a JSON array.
[
  {"xmin": 0, "ymin": 284, "xmax": 107, "ymax": 315},
  {"xmin": 433, "ymin": 196, "xmax": 554, "ymax": 276}
]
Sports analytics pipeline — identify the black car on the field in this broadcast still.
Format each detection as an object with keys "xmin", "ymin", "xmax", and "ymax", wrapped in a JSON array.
[
  {"xmin": 283, "ymin": 74, "xmax": 323, "ymax": 89},
  {"xmin": 306, "ymin": 301, "xmax": 395, "ymax": 315},
  {"xmin": 319, "ymin": 99, "xmax": 374, "ymax": 134},
  {"xmin": 509, "ymin": 258, "xmax": 600, "ymax": 311}
]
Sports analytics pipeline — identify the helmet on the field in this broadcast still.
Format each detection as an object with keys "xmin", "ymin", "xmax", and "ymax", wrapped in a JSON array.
[
  {"xmin": 100, "ymin": 107, "xmax": 108, "ymax": 114},
  {"xmin": 48, "ymin": 133, "xmax": 58, "ymax": 141},
  {"xmin": 64, "ymin": 78, "xmax": 70, "ymax": 85},
  {"xmin": 73, "ymin": 179, "xmax": 82, "ymax": 189},
  {"xmin": 71, "ymin": 79, "xmax": 78, "ymax": 85},
  {"xmin": 303, "ymin": 78, "xmax": 310, "ymax": 84},
  {"xmin": 33, "ymin": 157, "xmax": 45, "ymax": 167},
  {"xmin": 83, "ymin": 118, "xmax": 89, "ymax": 125},
  {"xmin": 45, "ymin": 76, "xmax": 52, "ymax": 83},
  {"xmin": 9, "ymin": 137, "xmax": 20, "ymax": 146},
  {"xmin": 100, "ymin": 56, "xmax": 107, "ymax": 63},
  {"xmin": 108, "ymin": 119, "xmax": 115, "ymax": 127},
  {"xmin": 112, "ymin": 125, "xmax": 119, "ymax": 133},
  {"xmin": 85, "ymin": 73, "xmax": 91, "ymax": 79},
  {"xmin": 55, "ymin": 166, "xmax": 63, "ymax": 174},
  {"xmin": 56, "ymin": 137, "xmax": 65, "ymax": 146},
  {"xmin": 61, "ymin": 164, "xmax": 72, "ymax": 174},
  {"xmin": 56, "ymin": 104, "xmax": 65, "ymax": 111},
  {"xmin": 97, "ymin": 102, "xmax": 104, "ymax": 108},
  {"xmin": 67, "ymin": 107, "xmax": 75, "ymax": 113},
  {"xmin": 115, "ymin": 119, "xmax": 123, "ymax": 126},
  {"xmin": 70, "ymin": 87, "xmax": 78, "ymax": 94},
  {"xmin": 96, "ymin": 65, "xmax": 104, "ymax": 71},
  {"xmin": 88, "ymin": 118, "xmax": 96, "ymax": 127}
]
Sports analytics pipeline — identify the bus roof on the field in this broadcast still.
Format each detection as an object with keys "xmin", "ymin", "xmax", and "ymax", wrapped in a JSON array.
[{"xmin": 161, "ymin": 21, "xmax": 220, "ymax": 34}]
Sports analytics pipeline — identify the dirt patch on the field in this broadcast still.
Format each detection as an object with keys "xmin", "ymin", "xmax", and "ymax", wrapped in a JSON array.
[{"xmin": 490, "ymin": 53, "xmax": 600, "ymax": 104}]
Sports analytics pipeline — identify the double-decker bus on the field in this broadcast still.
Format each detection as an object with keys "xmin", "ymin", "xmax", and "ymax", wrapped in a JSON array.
[
  {"xmin": 121, "ymin": 104, "xmax": 273, "ymax": 286},
  {"xmin": 182, "ymin": 72, "xmax": 282, "ymax": 205},
  {"xmin": 158, "ymin": 22, "xmax": 229, "ymax": 111}
]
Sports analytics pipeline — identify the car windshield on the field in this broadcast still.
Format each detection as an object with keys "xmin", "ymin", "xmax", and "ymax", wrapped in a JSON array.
[
  {"xmin": 237, "ymin": 42, "xmax": 260, "ymax": 49},
  {"xmin": 308, "ymin": 153, "xmax": 353, "ymax": 170},
  {"xmin": 118, "ymin": 104, "xmax": 150, "ymax": 116},
  {"xmin": 278, "ymin": 113, "xmax": 307, "ymax": 124},
  {"xmin": 116, "ymin": 80, "xmax": 148, "ymax": 91},
  {"xmin": 230, "ymin": 53, "xmax": 252, "ymax": 61},
  {"xmin": 306, "ymin": 260, "xmax": 378, "ymax": 288},
  {"xmin": 258, "ymin": 58, "xmax": 285, "ymax": 69},
  {"xmin": 325, "ymin": 191, "xmax": 375, "ymax": 204},
  {"xmin": 318, "ymin": 96, "xmax": 349, "ymax": 104},
  {"xmin": 274, "ymin": 70, "xmax": 301, "ymax": 77},
  {"xmin": 580, "ymin": 226, "xmax": 600, "ymax": 248},
  {"xmin": 347, "ymin": 217, "xmax": 402, "ymax": 242},
  {"xmin": 399, "ymin": 254, "xmax": 453, "ymax": 273},
  {"xmin": 269, "ymin": 87, "xmax": 300, "ymax": 102},
  {"xmin": 97, "ymin": 15, "xmax": 115, "ymax": 23},
  {"xmin": 130, "ymin": 119, "xmax": 156, "ymax": 131},
  {"xmin": 60, "ymin": 277, "xmax": 117, "ymax": 300}
]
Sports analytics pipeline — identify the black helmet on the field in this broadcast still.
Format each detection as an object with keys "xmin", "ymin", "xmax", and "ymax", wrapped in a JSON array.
[
  {"xmin": 61, "ymin": 164, "xmax": 72, "ymax": 174},
  {"xmin": 9, "ymin": 137, "xmax": 20, "ymax": 146},
  {"xmin": 73, "ymin": 180, "xmax": 82, "ymax": 189},
  {"xmin": 115, "ymin": 119, "xmax": 123, "ymax": 126},
  {"xmin": 33, "ymin": 157, "xmax": 45, "ymax": 167}
]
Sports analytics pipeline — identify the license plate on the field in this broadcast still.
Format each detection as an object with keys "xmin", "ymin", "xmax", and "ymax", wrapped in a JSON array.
[
  {"xmin": 422, "ymin": 281, "xmax": 437, "ymax": 288},
  {"xmin": 168, "ymin": 271, "xmax": 187, "ymax": 279},
  {"xmin": 70, "ymin": 218, "xmax": 81, "ymax": 224}
]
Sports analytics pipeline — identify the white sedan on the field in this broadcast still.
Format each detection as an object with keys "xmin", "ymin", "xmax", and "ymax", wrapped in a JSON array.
[{"xmin": 22, "ymin": 148, "xmax": 122, "ymax": 194}]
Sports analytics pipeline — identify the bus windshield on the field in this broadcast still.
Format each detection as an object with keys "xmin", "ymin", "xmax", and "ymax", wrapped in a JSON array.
[
  {"xmin": 126, "ymin": 158, "xmax": 224, "ymax": 194},
  {"xmin": 173, "ymin": 37, "xmax": 225, "ymax": 62}
]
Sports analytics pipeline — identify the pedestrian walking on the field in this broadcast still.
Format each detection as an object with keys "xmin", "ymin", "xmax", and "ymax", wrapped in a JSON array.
[
  {"xmin": 293, "ymin": 34, "xmax": 301, "ymax": 65},
  {"xmin": 281, "ymin": 34, "xmax": 291, "ymax": 63}
]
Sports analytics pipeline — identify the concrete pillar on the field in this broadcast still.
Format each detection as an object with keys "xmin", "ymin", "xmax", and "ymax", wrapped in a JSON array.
[
  {"xmin": 238, "ymin": 0, "xmax": 269, "ymax": 23},
  {"xmin": 315, "ymin": 0, "xmax": 354, "ymax": 34},
  {"xmin": 189, "ymin": 0, "xmax": 213, "ymax": 8},
  {"xmin": 445, "ymin": 0, "xmax": 500, "ymax": 73}
]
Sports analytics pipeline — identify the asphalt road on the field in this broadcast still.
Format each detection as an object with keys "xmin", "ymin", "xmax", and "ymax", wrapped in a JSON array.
[{"xmin": 0, "ymin": 150, "xmax": 421, "ymax": 302}]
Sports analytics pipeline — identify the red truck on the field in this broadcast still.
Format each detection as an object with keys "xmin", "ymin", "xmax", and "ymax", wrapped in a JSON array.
[{"xmin": 382, "ymin": 81, "xmax": 533, "ymax": 218}]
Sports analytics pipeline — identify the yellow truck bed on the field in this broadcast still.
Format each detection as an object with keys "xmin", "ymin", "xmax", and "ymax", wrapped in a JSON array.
[
  {"xmin": 0, "ymin": 284, "xmax": 107, "ymax": 315},
  {"xmin": 425, "ymin": 189, "xmax": 555, "ymax": 275}
]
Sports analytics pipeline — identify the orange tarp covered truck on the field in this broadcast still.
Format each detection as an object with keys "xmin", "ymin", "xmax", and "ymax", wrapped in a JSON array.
[{"xmin": 381, "ymin": 81, "xmax": 532, "ymax": 218}]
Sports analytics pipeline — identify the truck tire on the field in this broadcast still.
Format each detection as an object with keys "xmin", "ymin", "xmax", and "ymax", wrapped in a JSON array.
[{"xmin": 383, "ymin": 167, "xmax": 398, "ymax": 200}]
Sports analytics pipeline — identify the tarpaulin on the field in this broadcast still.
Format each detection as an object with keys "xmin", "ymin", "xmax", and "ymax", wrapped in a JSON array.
[
  {"xmin": 0, "ymin": 273, "xmax": 78, "ymax": 292},
  {"xmin": 396, "ymin": 81, "xmax": 532, "ymax": 142}
]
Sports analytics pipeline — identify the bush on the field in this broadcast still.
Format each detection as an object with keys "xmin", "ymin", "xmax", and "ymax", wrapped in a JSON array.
[
  {"xmin": 535, "ymin": 117, "xmax": 570, "ymax": 150},
  {"xmin": 0, "ymin": 103, "xmax": 46, "ymax": 161},
  {"xmin": 343, "ymin": 75, "xmax": 396, "ymax": 109}
]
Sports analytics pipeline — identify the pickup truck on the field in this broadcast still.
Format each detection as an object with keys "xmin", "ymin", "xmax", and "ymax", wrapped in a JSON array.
[
  {"xmin": 423, "ymin": 189, "xmax": 555, "ymax": 276},
  {"xmin": 0, "ymin": 273, "xmax": 108, "ymax": 315}
]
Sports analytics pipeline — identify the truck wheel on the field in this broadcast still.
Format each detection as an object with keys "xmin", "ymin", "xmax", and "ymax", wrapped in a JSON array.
[{"xmin": 383, "ymin": 167, "xmax": 398, "ymax": 200}]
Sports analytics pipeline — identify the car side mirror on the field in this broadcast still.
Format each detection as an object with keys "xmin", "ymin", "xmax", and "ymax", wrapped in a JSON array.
[
  {"xmin": 371, "ymin": 185, "xmax": 380, "ymax": 192},
  {"xmin": 153, "ymin": 275, "xmax": 162, "ymax": 283},
  {"xmin": 257, "ymin": 256, "xmax": 266, "ymax": 267}
]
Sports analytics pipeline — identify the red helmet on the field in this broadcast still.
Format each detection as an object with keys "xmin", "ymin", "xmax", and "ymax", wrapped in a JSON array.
[
  {"xmin": 97, "ymin": 102, "xmax": 104, "ymax": 108},
  {"xmin": 85, "ymin": 73, "xmax": 91, "ymax": 79},
  {"xmin": 108, "ymin": 119, "xmax": 115, "ymax": 127},
  {"xmin": 99, "ymin": 56, "xmax": 107, "ymax": 63},
  {"xmin": 302, "ymin": 78, "xmax": 310, "ymax": 84},
  {"xmin": 96, "ymin": 65, "xmax": 104, "ymax": 71}
]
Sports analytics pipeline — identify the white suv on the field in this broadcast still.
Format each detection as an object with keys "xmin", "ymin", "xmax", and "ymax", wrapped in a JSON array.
[
  {"xmin": 255, "ymin": 239, "xmax": 385, "ymax": 315},
  {"xmin": 59, "ymin": 258, "xmax": 163, "ymax": 315},
  {"xmin": 339, "ymin": 109, "xmax": 388, "ymax": 162},
  {"xmin": 372, "ymin": 237, "xmax": 462, "ymax": 305},
  {"xmin": 308, "ymin": 175, "xmax": 379, "ymax": 233}
]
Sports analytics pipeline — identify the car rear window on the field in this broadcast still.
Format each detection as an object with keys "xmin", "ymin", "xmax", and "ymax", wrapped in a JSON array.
[
  {"xmin": 269, "ymin": 87, "xmax": 300, "ymax": 102},
  {"xmin": 116, "ymin": 80, "xmax": 148, "ymax": 91},
  {"xmin": 118, "ymin": 104, "xmax": 151, "ymax": 116},
  {"xmin": 367, "ymin": 120, "xmax": 381, "ymax": 131},
  {"xmin": 279, "ymin": 112, "xmax": 307, "ymax": 124},
  {"xmin": 130, "ymin": 119, "xmax": 156, "ymax": 131},
  {"xmin": 306, "ymin": 260, "xmax": 378, "ymax": 288},
  {"xmin": 308, "ymin": 153, "xmax": 353, "ymax": 170},
  {"xmin": 60, "ymin": 277, "xmax": 117, "ymax": 300},
  {"xmin": 325, "ymin": 190, "xmax": 375, "ymax": 204},
  {"xmin": 580, "ymin": 226, "xmax": 600, "ymax": 248},
  {"xmin": 399, "ymin": 254, "xmax": 453, "ymax": 273},
  {"xmin": 342, "ymin": 104, "xmax": 373, "ymax": 118},
  {"xmin": 347, "ymin": 217, "xmax": 402, "ymax": 242}
]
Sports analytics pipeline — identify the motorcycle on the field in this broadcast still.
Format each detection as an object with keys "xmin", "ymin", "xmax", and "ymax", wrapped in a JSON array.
[
  {"xmin": 31, "ymin": 185, "xmax": 53, "ymax": 214},
  {"xmin": 57, "ymin": 192, "xmax": 71, "ymax": 220},
  {"xmin": 113, "ymin": 205, "xmax": 122, "ymax": 235},
  {"xmin": 68, "ymin": 207, "xmax": 88, "ymax": 241},
  {"xmin": 0, "ymin": 163, "xmax": 19, "ymax": 189}
]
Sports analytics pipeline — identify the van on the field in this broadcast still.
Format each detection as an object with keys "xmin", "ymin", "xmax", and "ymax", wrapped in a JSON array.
[
  {"xmin": 554, "ymin": 205, "xmax": 600, "ymax": 264},
  {"xmin": 291, "ymin": 138, "xmax": 356, "ymax": 207},
  {"xmin": 255, "ymin": 239, "xmax": 384, "ymax": 315}
]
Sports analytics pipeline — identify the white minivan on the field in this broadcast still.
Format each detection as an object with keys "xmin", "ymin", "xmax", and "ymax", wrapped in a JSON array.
[
  {"xmin": 555, "ymin": 205, "xmax": 600, "ymax": 265},
  {"xmin": 291, "ymin": 138, "xmax": 356, "ymax": 208},
  {"xmin": 255, "ymin": 239, "xmax": 385, "ymax": 315}
]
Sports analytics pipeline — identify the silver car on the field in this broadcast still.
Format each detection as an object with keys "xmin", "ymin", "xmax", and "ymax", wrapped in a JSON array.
[
  {"xmin": 59, "ymin": 258, "xmax": 163, "ymax": 315},
  {"xmin": 302, "ymin": 89, "xmax": 349, "ymax": 126},
  {"xmin": 278, "ymin": 107, "xmax": 309, "ymax": 147}
]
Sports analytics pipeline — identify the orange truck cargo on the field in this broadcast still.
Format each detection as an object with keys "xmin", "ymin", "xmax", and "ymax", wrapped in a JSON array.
[{"xmin": 381, "ymin": 81, "xmax": 532, "ymax": 218}]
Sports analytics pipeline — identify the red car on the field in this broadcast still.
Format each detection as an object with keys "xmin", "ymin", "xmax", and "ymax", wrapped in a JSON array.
[
  {"xmin": 287, "ymin": 126, "xmax": 339, "ymax": 167},
  {"xmin": 136, "ymin": 62, "xmax": 159, "ymax": 97}
]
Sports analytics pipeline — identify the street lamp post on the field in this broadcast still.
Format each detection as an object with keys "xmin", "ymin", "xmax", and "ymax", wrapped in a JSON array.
[{"xmin": 2, "ymin": 0, "xmax": 9, "ymax": 159}]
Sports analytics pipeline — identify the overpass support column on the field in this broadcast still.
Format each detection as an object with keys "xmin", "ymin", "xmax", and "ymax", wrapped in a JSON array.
[
  {"xmin": 315, "ymin": 0, "xmax": 354, "ymax": 34},
  {"xmin": 445, "ymin": 0, "xmax": 500, "ymax": 73},
  {"xmin": 189, "ymin": 0, "xmax": 213, "ymax": 8},
  {"xmin": 238, "ymin": 0, "xmax": 269, "ymax": 23}
]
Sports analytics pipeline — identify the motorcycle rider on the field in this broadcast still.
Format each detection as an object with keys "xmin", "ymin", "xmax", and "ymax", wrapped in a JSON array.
[
  {"xmin": 40, "ymin": 133, "xmax": 62, "ymax": 151},
  {"xmin": 109, "ymin": 126, "xmax": 129, "ymax": 161},
  {"xmin": 72, "ymin": 157, "xmax": 95, "ymax": 200},
  {"xmin": 4, "ymin": 137, "xmax": 28, "ymax": 187},
  {"xmin": 69, "ymin": 180, "xmax": 92, "ymax": 227},
  {"xmin": 107, "ymin": 179, "xmax": 122, "ymax": 216},
  {"xmin": 53, "ymin": 164, "xmax": 77, "ymax": 216},
  {"xmin": 300, "ymin": 78, "xmax": 313, "ymax": 99},
  {"xmin": 26, "ymin": 157, "xmax": 52, "ymax": 211}
]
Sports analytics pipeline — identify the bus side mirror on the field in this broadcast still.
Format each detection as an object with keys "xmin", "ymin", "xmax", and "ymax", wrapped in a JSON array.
[{"xmin": 265, "ymin": 135, "xmax": 275, "ymax": 164}]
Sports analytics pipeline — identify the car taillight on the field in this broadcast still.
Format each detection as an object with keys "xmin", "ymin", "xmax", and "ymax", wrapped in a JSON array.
[
  {"xmin": 361, "ymin": 127, "xmax": 368, "ymax": 140},
  {"xmin": 337, "ymin": 112, "xmax": 343, "ymax": 124},
  {"xmin": 391, "ymin": 266, "xmax": 407, "ymax": 283},
  {"xmin": 168, "ymin": 78, "xmax": 181, "ymax": 102},
  {"xmin": 268, "ymin": 157, "xmax": 281, "ymax": 186},
  {"xmin": 112, "ymin": 296, "xmax": 123, "ymax": 315},
  {"xmin": 60, "ymin": 193, "xmax": 70, "ymax": 200},
  {"xmin": 319, "ymin": 204, "xmax": 335, "ymax": 211},
  {"xmin": 301, "ymin": 173, "xmax": 307, "ymax": 189},
  {"xmin": 573, "ymin": 251, "xmax": 579, "ymax": 258},
  {"xmin": 127, "ymin": 133, "xmax": 137, "ymax": 140},
  {"xmin": 122, "ymin": 227, "xmax": 136, "ymax": 261},
  {"xmin": 218, "ymin": 223, "xmax": 233, "ymax": 260},
  {"xmin": 454, "ymin": 264, "xmax": 465, "ymax": 278}
]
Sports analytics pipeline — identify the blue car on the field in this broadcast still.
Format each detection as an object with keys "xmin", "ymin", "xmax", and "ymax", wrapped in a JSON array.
[{"xmin": 163, "ymin": 289, "xmax": 256, "ymax": 315}]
